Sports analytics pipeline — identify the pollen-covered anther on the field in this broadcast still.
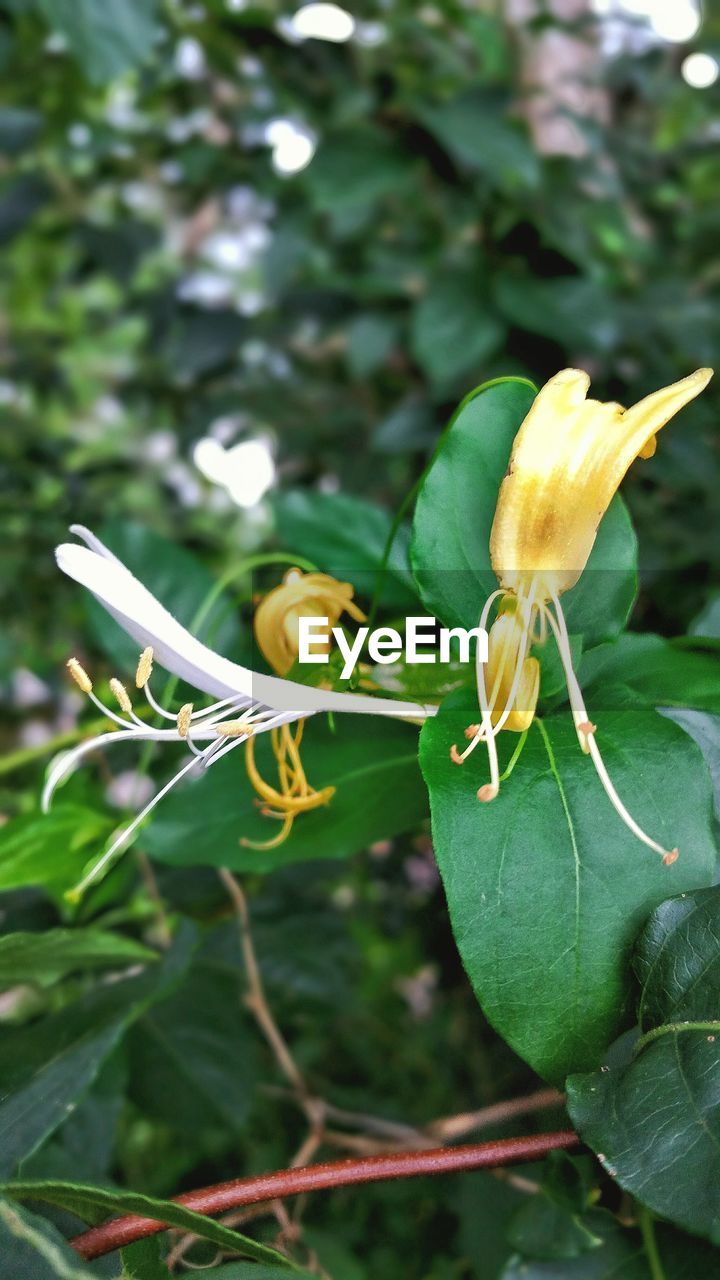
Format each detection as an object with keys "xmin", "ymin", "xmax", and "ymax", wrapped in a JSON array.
[
  {"xmin": 176, "ymin": 703, "xmax": 193, "ymax": 738},
  {"xmin": 577, "ymin": 720, "xmax": 597, "ymax": 736},
  {"xmin": 477, "ymin": 783, "xmax": 498, "ymax": 803},
  {"xmin": 215, "ymin": 720, "xmax": 254, "ymax": 738},
  {"xmin": 67, "ymin": 657, "xmax": 92, "ymax": 694},
  {"xmin": 136, "ymin": 646, "xmax": 154, "ymax": 689},
  {"xmin": 663, "ymin": 848, "xmax": 679, "ymax": 867},
  {"xmin": 450, "ymin": 743, "xmax": 464, "ymax": 765},
  {"xmin": 464, "ymin": 724, "xmax": 482, "ymax": 740},
  {"xmin": 109, "ymin": 678, "xmax": 132, "ymax": 714}
]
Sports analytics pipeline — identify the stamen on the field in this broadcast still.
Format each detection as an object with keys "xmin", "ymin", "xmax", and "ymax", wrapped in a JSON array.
[
  {"xmin": 109, "ymin": 678, "xmax": 132, "ymax": 714},
  {"xmin": 545, "ymin": 591, "xmax": 678, "ymax": 863},
  {"xmin": 136, "ymin": 646, "xmax": 154, "ymax": 688},
  {"xmin": 176, "ymin": 703, "xmax": 193, "ymax": 737},
  {"xmin": 450, "ymin": 744, "xmax": 464, "ymax": 765},
  {"xmin": 67, "ymin": 657, "xmax": 92, "ymax": 694},
  {"xmin": 464, "ymin": 724, "xmax": 481, "ymax": 740},
  {"xmin": 215, "ymin": 720, "xmax": 254, "ymax": 737},
  {"xmin": 477, "ymin": 784, "xmax": 498, "ymax": 803}
]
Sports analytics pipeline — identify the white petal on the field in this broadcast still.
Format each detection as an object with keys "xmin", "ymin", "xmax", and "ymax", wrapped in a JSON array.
[{"xmin": 57, "ymin": 532, "xmax": 435, "ymax": 721}]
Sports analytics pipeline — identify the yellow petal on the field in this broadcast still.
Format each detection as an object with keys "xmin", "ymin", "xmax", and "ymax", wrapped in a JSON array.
[
  {"xmin": 485, "ymin": 610, "xmax": 540, "ymax": 733},
  {"xmin": 254, "ymin": 569, "xmax": 366, "ymax": 675},
  {"xmin": 490, "ymin": 367, "xmax": 712, "ymax": 599}
]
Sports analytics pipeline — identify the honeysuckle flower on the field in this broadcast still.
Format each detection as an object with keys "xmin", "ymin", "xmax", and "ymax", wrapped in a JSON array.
[
  {"xmin": 254, "ymin": 567, "xmax": 366, "ymax": 676},
  {"xmin": 46, "ymin": 526, "xmax": 435, "ymax": 890},
  {"xmin": 249, "ymin": 566, "xmax": 366, "ymax": 847},
  {"xmin": 452, "ymin": 367, "xmax": 713, "ymax": 863}
]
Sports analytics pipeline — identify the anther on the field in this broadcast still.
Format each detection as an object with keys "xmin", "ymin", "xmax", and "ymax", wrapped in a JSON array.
[
  {"xmin": 216, "ymin": 720, "xmax": 254, "ymax": 738},
  {"xmin": 663, "ymin": 848, "xmax": 679, "ymax": 866},
  {"xmin": 577, "ymin": 720, "xmax": 597, "ymax": 736},
  {"xmin": 109, "ymin": 678, "xmax": 132, "ymax": 714},
  {"xmin": 176, "ymin": 703, "xmax": 193, "ymax": 737},
  {"xmin": 67, "ymin": 658, "xmax": 93, "ymax": 694},
  {"xmin": 464, "ymin": 724, "xmax": 481, "ymax": 740},
  {"xmin": 450, "ymin": 744, "xmax": 464, "ymax": 765},
  {"xmin": 477, "ymin": 784, "xmax": 498, "ymax": 803},
  {"xmin": 136, "ymin": 646, "xmax": 154, "ymax": 688}
]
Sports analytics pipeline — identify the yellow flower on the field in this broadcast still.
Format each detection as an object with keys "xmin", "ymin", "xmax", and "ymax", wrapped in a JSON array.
[
  {"xmin": 254, "ymin": 567, "xmax": 366, "ymax": 676},
  {"xmin": 490, "ymin": 366, "xmax": 712, "ymax": 602},
  {"xmin": 248, "ymin": 568, "xmax": 366, "ymax": 847},
  {"xmin": 452, "ymin": 367, "xmax": 713, "ymax": 864}
]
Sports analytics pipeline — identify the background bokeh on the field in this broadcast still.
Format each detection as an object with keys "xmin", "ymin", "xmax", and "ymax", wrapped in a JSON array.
[{"xmin": 1, "ymin": 2, "xmax": 719, "ymax": 1276}]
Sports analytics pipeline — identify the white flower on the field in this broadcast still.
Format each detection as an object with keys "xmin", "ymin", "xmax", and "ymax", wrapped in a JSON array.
[{"xmin": 46, "ymin": 526, "xmax": 435, "ymax": 894}]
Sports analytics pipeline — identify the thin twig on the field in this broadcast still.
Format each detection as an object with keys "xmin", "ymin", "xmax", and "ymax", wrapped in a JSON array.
[{"xmin": 70, "ymin": 1131, "xmax": 580, "ymax": 1261}]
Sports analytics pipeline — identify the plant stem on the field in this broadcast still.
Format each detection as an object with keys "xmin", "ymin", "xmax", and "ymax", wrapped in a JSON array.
[
  {"xmin": 69, "ymin": 1130, "xmax": 579, "ymax": 1261},
  {"xmin": 637, "ymin": 1204, "xmax": 667, "ymax": 1280}
]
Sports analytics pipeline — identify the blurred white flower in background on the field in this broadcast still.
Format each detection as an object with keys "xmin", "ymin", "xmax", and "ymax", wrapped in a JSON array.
[
  {"xmin": 194, "ymin": 435, "xmax": 276, "ymax": 508},
  {"xmin": 593, "ymin": 0, "xmax": 702, "ymax": 46},
  {"xmin": 278, "ymin": 3, "xmax": 355, "ymax": 43},
  {"xmin": 264, "ymin": 118, "xmax": 317, "ymax": 175},
  {"xmin": 682, "ymin": 51, "xmax": 719, "ymax": 87},
  {"xmin": 174, "ymin": 36, "xmax": 207, "ymax": 80}
]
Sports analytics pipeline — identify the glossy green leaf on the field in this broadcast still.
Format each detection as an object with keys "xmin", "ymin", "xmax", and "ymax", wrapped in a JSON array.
[
  {"xmin": 120, "ymin": 1237, "xmax": 172, "ymax": 1278},
  {"xmin": 0, "ymin": 1197, "xmax": 95, "ymax": 1280},
  {"xmin": 501, "ymin": 1211, "xmax": 720, "ymax": 1278},
  {"xmin": 84, "ymin": 520, "xmax": 243, "ymax": 672},
  {"xmin": 420, "ymin": 91, "xmax": 540, "ymax": 190},
  {"xmin": 273, "ymin": 489, "xmax": 419, "ymax": 610},
  {"xmin": 420, "ymin": 694, "xmax": 716, "ymax": 1082},
  {"xmin": 660, "ymin": 709, "xmax": 720, "ymax": 817},
  {"xmin": 567, "ymin": 887, "xmax": 720, "ymax": 1243},
  {"xmin": 3, "ymin": 1180, "xmax": 292, "ymax": 1269},
  {"xmin": 0, "ymin": 806, "xmax": 114, "ymax": 904},
  {"xmin": 411, "ymin": 271, "xmax": 505, "ymax": 386},
  {"xmin": 0, "ymin": 927, "xmax": 156, "ymax": 988},
  {"xmin": 128, "ymin": 949, "xmax": 257, "ymax": 1133},
  {"xmin": 144, "ymin": 715, "xmax": 426, "ymax": 873},
  {"xmin": 0, "ymin": 927, "xmax": 192, "ymax": 1179},
  {"xmin": 507, "ymin": 1198, "xmax": 603, "ymax": 1262},
  {"xmin": 579, "ymin": 635, "xmax": 720, "ymax": 714},
  {"xmin": 37, "ymin": 0, "xmax": 160, "ymax": 84},
  {"xmin": 410, "ymin": 380, "xmax": 638, "ymax": 646}
]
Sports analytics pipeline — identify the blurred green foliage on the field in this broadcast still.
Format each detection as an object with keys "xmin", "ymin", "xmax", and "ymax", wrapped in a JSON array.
[{"xmin": 1, "ymin": 1, "xmax": 719, "ymax": 1276}]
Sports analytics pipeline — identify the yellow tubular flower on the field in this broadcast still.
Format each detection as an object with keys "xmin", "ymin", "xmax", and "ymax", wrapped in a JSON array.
[
  {"xmin": 254, "ymin": 567, "xmax": 366, "ymax": 677},
  {"xmin": 490, "ymin": 366, "xmax": 713, "ymax": 601},
  {"xmin": 452, "ymin": 367, "xmax": 714, "ymax": 864},
  {"xmin": 248, "ymin": 568, "xmax": 365, "ymax": 847}
]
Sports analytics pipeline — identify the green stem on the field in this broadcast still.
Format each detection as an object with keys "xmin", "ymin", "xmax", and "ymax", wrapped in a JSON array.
[
  {"xmin": 498, "ymin": 729, "xmax": 529, "ymax": 783},
  {"xmin": 633, "ymin": 1020, "xmax": 720, "ymax": 1056},
  {"xmin": 637, "ymin": 1204, "xmax": 667, "ymax": 1280}
]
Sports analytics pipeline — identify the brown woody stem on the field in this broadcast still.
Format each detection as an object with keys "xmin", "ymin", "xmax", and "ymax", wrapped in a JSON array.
[{"xmin": 70, "ymin": 1130, "xmax": 579, "ymax": 1261}]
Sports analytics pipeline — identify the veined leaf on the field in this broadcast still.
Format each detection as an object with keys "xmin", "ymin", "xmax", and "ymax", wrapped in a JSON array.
[
  {"xmin": 567, "ymin": 887, "xmax": 720, "ymax": 1244},
  {"xmin": 420, "ymin": 694, "xmax": 716, "ymax": 1082},
  {"xmin": 0, "ymin": 928, "xmax": 157, "ymax": 989}
]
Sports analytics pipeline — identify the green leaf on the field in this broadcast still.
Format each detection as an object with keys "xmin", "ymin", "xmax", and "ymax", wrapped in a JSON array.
[
  {"xmin": 660, "ymin": 710, "xmax": 720, "ymax": 817},
  {"xmin": 36, "ymin": 0, "xmax": 160, "ymax": 84},
  {"xmin": 3, "ymin": 1180, "xmax": 292, "ymax": 1270},
  {"xmin": 345, "ymin": 313, "xmax": 398, "ymax": 378},
  {"xmin": 507, "ymin": 1197, "xmax": 603, "ymax": 1262},
  {"xmin": 84, "ymin": 520, "xmax": 243, "ymax": 672},
  {"xmin": 411, "ymin": 272, "xmax": 505, "ymax": 386},
  {"xmin": 578, "ymin": 635, "xmax": 720, "ymax": 714},
  {"xmin": 0, "ymin": 1197, "xmax": 95, "ymax": 1280},
  {"xmin": 420, "ymin": 91, "xmax": 540, "ymax": 190},
  {"xmin": 0, "ymin": 928, "xmax": 157, "ymax": 988},
  {"xmin": 144, "ymin": 716, "xmax": 427, "ymax": 873},
  {"xmin": 410, "ymin": 380, "xmax": 638, "ymax": 647},
  {"xmin": 0, "ymin": 107, "xmax": 42, "ymax": 155},
  {"xmin": 0, "ymin": 927, "xmax": 193, "ymax": 1179},
  {"xmin": 420, "ymin": 694, "xmax": 716, "ymax": 1082},
  {"xmin": 567, "ymin": 887, "xmax": 720, "ymax": 1244},
  {"xmin": 690, "ymin": 592, "xmax": 720, "ymax": 639},
  {"xmin": 127, "ymin": 950, "xmax": 257, "ymax": 1133},
  {"xmin": 205, "ymin": 1268, "xmax": 313, "ymax": 1279},
  {"xmin": 273, "ymin": 489, "xmax": 420, "ymax": 611},
  {"xmin": 501, "ymin": 1211, "xmax": 720, "ymax": 1278},
  {"xmin": 121, "ymin": 1237, "xmax": 172, "ymax": 1279},
  {"xmin": 307, "ymin": 128, "xmax": 415, "ymax": 212},
  {"xmin": 0, "ymin": 806, "xmax": 115, "ymax": 904}
]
